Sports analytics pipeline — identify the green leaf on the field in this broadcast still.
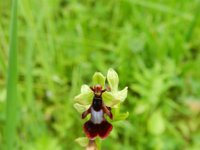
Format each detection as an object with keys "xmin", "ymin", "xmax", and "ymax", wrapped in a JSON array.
[
  {"xmin": 107, "ymin": 68, "xmax": 119, "ymax": 92},
  {"xmin": 5, "ymin": 0, "xmax": 18, "ymax": 149},
  {"xmin": 102, "ymin": 91, "xmax": 120, "ymax": 107},
  {"xmin": 75, "ymin": 137, "xmax": 89, "ymax": 147},
  {"xmin": 92, "ymin": 72, "xmax": 106, "ymax": 87},
  {"xmin": 148, "ymin": 111, "xmax": 165, "ymax": 135}
]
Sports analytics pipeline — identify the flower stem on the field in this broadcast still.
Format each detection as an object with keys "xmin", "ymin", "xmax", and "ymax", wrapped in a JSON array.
[
  {"xmin": 86, "ymin": 139, "xmax": 102, "ymax": 150},
  {"xmin": 86, "ymin": 140, "xmax": 98, "ymax": 150},
  {"xmin": 96, "ymin": 138, "xmax": 102, "ymax": 150}
]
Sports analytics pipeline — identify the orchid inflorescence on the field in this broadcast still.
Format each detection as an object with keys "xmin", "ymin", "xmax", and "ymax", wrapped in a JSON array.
[{"xmin": 74, "ymin": 68, "xmax": 128, "ymax": 148}]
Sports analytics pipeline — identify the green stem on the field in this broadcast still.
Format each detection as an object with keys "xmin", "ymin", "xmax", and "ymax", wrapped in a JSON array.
[
  {"xmin": 96, "ymin": 138, "xmax": 102, "ymax": 150},
  {"xmin": 86, "ymin": 139, "xmax": 101, "ymax": 150},
  {"xmin": 5, "ymin": 0, "xmax": 18, "ymax": 150}
]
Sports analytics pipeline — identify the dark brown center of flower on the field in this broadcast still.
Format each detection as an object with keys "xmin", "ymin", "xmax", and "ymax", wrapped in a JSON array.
[{"xmin": 92, "ymin": 96, "xmax": 102, "ymax": 111}]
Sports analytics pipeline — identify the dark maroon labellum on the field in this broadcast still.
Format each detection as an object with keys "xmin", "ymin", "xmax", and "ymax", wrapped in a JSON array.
[{"xmin": 82, "ymin": 85, "xmax": 113, "ymax": 139}]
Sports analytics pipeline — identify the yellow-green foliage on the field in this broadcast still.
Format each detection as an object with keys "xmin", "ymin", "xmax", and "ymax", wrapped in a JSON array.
[{"xmin": 0, "ymin": 0, "xmax": 200, "ymax": 149}]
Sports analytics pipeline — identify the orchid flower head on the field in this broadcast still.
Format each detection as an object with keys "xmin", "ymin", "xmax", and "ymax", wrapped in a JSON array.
[{"xmin": 74, "ymin": 68, "xmax": 129, "ymax": 147}]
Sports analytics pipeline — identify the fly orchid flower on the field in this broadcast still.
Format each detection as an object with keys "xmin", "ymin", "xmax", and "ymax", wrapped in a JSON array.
[{"xmin": 74, "ymin": 69, "xmax": 128, "ymax": 147}]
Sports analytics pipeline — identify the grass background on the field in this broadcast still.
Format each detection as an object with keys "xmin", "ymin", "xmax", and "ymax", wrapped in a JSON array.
[{"xmin": 1, "ymin": 0, "xmax": 200, "ymax": 149}]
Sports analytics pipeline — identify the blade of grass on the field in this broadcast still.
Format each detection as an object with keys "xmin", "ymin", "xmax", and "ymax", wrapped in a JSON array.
[
  {"xmin": 128, "ymin": 0, "xmax": 193, "ymax": 21},
  {"xmin": 5, "ymin": 0, "xmax": 18, "ymax": 150},
  {"xmin": 185, "ymin": 1, "xmax": 200, "ymax": 41}
]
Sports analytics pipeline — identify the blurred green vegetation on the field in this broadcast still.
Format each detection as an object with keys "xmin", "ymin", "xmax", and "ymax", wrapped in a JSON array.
[{"xmin": 1, "ymin": 0, "xmax": 200, "ymax": 149}]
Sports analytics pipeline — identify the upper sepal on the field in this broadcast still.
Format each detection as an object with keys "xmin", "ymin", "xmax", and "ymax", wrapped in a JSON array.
[
  {"xmin": 107, "ymin": 69, "xmax": 128, "ymax": 102},
  {"xmin": 92, "ymin": 72, "xmax": 106, "ymax": 87},
  {"xmin": 107, "ymin": 68, "xmax": 119, "ymax": 92}
]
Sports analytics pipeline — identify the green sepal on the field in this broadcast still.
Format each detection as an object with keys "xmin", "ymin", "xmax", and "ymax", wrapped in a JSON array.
[
  {"xmin": 92, "ymin": 72, "xmax": 106, "ymax": 87},
  {"xmin": 74, "ymin": 92, "xmax": 93, "ymax": 105},
  {"xmin": 113, "ymin": 87, "xmax": 128, "ymax": 102},
  {"xmin": 107, "ymin": 68, "xmax": 119, "ymax": 92},
  {"xmin": 74, "ymin": 85, "xmax": 93, "ymax": 105},
  {"xmin": 73, "ymin": 103, "xmax": 90, "ymax": 113},
  {"xmin": 75, "ymin": 137, "xmax": 89, "ymax": 147},
  {"xmin": 81, "ymin": 84, "xmax": 92, "ymax": 93}
]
